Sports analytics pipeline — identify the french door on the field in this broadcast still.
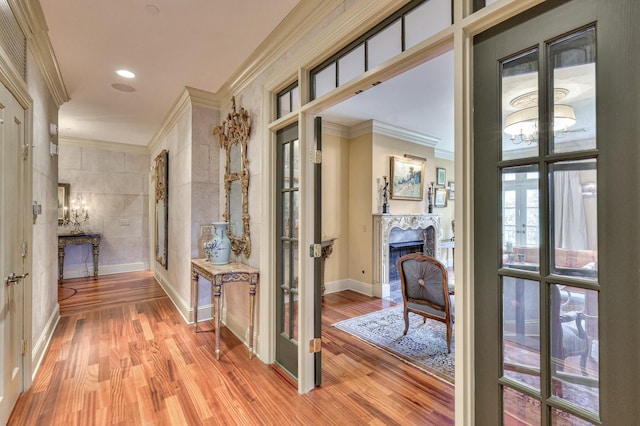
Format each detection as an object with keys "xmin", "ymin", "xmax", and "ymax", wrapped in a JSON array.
[
  {"xmin": 275, "ymin": 123, "xmax": 300, "ymax": 378},
  {"xmin": 474, "ymin": 0, "xmax": 640, "ymax": 424}
]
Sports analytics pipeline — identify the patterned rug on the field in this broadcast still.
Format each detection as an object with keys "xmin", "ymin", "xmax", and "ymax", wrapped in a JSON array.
[{"xmin": 333, "ymin": 305, "xmax": 454, "ymax": 384}]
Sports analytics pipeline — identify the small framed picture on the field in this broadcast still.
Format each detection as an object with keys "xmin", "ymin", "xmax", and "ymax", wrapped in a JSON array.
[
  {"xmin": 435, "ymin": 187, "xmax": 448, "ymax": 207},
  {"xmin": 448, "ymin": 181, "xmax": 455, "ymax": 200},
  {"xmin": 436, "ymin": 167, "xmax": 446, "ymax": 186}
]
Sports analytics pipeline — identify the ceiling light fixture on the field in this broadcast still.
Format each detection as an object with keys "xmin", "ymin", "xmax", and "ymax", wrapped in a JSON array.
[
  {"xmin": 503, "ymin": 89, "xmax": 577, "ymax": 145},
  {"xmin": 111, "ymin": 83, "xmax": 136, "ymax": 93},
  {"xmin": 116, "ymin": 69, "xmax": 136, "ymax": 79}
]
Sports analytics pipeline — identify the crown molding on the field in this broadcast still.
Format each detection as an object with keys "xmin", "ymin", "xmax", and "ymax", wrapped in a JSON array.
[
  {"xmin": 348, "ymin": 119, "xmax": 440, "ymax": 148},
  {"xmin": 185, "ymin": 86, "xmax": 219, "ymax": 109},
  {"xmin": 435, "ymin": 148, "xmax": 454, "ymax": 160},
  {"xmin": 322, "ymin": 121, "xmax": 350, "ymax": 138},
  {"xmin": 217, "ymin": 0, "xmax": 345, "ymax": 99},
  {"xmin": 59, "ymin": 136, "xmax": 149, "ymax": 154},
  {"xmin": 9, "ymin": 0, "xmax": 69, "ymax": 107},
  {"xmin": 148, "ymin": 87, "xmax": 218, "ymax": 152}
]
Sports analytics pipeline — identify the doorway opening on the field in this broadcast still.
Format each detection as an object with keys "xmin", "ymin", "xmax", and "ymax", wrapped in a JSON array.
[{"xmin": 316, "ymin": 48, "xmax": 456, "ymax": 389}]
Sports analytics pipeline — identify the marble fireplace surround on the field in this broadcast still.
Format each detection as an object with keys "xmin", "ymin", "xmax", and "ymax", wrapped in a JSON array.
[{"xmin": 373, "ymin": 214, "xmax": 442, "ymax": 300}]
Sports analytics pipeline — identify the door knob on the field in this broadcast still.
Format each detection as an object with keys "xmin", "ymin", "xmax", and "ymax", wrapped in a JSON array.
[{"xmin": 5, "ymin": 272, "xmax": 29, "ymax": 287}]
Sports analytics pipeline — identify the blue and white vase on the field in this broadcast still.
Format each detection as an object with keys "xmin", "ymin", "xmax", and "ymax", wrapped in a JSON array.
[{"xmin": 204, "ymin": 222, "xmax": 231, "ymax": 265}]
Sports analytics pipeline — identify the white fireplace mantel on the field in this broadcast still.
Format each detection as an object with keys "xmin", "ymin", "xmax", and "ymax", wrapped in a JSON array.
[{"xmin": 372, "ymin": 214, "xmax": 442, "ymax": 299}]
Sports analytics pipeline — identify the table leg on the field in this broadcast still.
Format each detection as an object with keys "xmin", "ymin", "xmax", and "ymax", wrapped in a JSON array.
[
  {"xmin": 58, "ymin": 246, "xmax": 65, "ymax": 281},
  {"xmin": 192, "ymin": 269, "xmax": 200, "ymax": 332},
  {"xmin": 92, "ymin": 243, "xmax": 100, "ymax": 278},
  {"xmin": 214, "ymin": 276, "xmax": 223, "ymax": 360},
  {"xmin": 248, "ymin": 273, "xmax": 257, "ymax": 359}
]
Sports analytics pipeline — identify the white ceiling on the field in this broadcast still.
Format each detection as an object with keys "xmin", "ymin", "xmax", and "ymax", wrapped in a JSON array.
[
  {"xmin": 40, "ymin": 0, "xmax": 301, "ymax": 146},
  {"xmin": 39, "ymin": 1, "xmax": 455, "ymax": 153}
]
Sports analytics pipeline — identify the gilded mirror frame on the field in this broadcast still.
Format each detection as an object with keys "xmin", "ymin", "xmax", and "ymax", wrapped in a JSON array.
[
  {"xmin": 154, "ymin": 150, "xmax": 169, "ymax": 268},
  {"xmin": 214, "ymin": 96, "xmax": 251, "ymax": 257},
  {"xmin": 58, "ymin": 183, "xmax": 70, "ymax": 225}
]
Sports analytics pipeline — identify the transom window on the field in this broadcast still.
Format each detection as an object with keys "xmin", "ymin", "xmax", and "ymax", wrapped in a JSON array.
[{"xmin": 309, "ymin": 0, "xmax": 451, "ymax": 100}]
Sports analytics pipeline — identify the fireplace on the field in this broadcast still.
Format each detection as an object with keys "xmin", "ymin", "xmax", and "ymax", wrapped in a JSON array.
[{"xmin": 373, "ymin": 214, "xmax": 442, "ymax": 300}]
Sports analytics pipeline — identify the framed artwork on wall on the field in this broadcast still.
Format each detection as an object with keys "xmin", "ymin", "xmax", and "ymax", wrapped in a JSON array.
[
  {"xmin": 390, "ymin": 156, "xmax": 425, "ymax": 201},
  {"xmin": 448, "ymin": 181, "xmax": 455, "ymax": 200},
  {"xmin": 435, "ymin": 187, "xmax": 448, "ymax": 207},
  {"xmin": 436, "ymin": 167, "xmax": 446, "ymax": 186}
]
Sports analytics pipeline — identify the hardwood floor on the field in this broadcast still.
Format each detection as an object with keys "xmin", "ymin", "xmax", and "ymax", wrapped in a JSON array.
[{"xmin": 10, "ymin": 272, "xmax": 454, "ymax": 425}]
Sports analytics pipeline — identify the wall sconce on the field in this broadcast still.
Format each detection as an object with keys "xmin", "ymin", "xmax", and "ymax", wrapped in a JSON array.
[{"xmin": 503, "ymin": 89, "xmax": 576, "ymax": 145}]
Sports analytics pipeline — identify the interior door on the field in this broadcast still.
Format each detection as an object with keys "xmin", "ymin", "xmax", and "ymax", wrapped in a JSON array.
[
  {"xmin": 275, "ymin": 123, "xmax": 300, "ymax": 378},
  {"xmin": 0, "ymin": 83, "xmax": 26, "ymax": 425},
  {"xmin": 474, "ymin": 0, "xmax": 640, "ymax": 424}
]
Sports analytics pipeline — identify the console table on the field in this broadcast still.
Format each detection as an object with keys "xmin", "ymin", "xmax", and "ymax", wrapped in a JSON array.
[
  {"xmin": 58, "ymin": 233, "xmax": 102, "ymax": 281},
  {"xmin": 191, "ymin": 259, "xmax": 259, "ymax": 360},
  {"xmin": 321, "ymin": 237, "xmax": 337, "ymax": 295}
]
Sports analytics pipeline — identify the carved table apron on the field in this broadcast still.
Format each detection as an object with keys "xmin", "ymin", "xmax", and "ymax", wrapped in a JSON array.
[
  {"xmin": 191, "ymin": 259, "xmax": 259, "ymax": 360},
  {"xmin": 58, "ymin": 233, "xmax": 102, "ymax": 281}
]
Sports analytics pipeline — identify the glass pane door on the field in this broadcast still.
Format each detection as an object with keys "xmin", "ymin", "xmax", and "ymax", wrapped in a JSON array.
[
  {"xmin": 471, "ymin": 0, "xmax": 622, "ymax": 423},
  {"xmin": 276, "ymin": 123, "xmax": 300, "ymax": 378}
]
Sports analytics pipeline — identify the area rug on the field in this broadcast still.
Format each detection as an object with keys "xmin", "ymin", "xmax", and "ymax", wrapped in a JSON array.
[{"xmin": 333, "ymin": 305, "xmax": 454, "ymax": 384}]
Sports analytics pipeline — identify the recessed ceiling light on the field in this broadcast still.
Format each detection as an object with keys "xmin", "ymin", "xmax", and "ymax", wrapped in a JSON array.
[
  {"xmin": 116, "ymin": 69, "xmax": 135, "ymax": 79},
  {"xmin": 111, "ymin": 83, "xmax": 136, "ymax": 93}
]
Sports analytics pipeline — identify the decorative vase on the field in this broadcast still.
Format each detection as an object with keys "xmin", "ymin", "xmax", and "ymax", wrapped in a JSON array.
[{"xmin": 204, "ymin": 222, "xmax": 231, "ymax": 265}]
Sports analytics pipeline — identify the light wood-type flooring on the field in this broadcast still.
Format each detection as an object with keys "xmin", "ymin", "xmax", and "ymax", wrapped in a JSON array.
[{"xmin": 9, "ymin": 271, "xmax": 454, "ymax": 425}]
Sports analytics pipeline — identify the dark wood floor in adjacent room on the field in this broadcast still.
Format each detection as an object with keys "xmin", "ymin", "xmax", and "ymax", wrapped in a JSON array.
[{"xmin": 10, "ymin": 271, "xmax": 454, "ymax": 425}]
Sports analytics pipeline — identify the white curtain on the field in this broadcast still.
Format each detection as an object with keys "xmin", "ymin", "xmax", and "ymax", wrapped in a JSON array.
[{"xmin": 554, "ymin": 170, "xmax": 588, "ymax": 250}]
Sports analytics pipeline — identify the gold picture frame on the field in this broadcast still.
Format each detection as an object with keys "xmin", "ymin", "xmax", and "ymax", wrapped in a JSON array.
[{"xmin": 390, "ymin": 156, "xmax": 425, "ymax": 201}]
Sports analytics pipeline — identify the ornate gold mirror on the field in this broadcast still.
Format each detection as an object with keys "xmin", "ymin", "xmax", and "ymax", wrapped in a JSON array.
[
  {"xmin": 214, "ymin": 96, "xmax": 251, "ymax": 257},
  {"xmin": 154, "ymin": 150, "xmax": 169, "ymax": 268}
]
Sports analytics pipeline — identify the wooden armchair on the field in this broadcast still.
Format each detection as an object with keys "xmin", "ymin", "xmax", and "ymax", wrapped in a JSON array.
[{"xmin": 398, "ymin": 253, "xmax": 454, "ymax": 353}]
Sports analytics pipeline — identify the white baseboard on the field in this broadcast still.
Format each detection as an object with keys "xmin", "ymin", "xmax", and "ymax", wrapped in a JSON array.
[
  {"xmin": 324, "ymin": 279, "xmax": 374, "ymax": 297},
  {"xmin": 31, "ymin": 304, "xmax": 60, "ymax": 380},
  {"xmin": 153, "ymin": 272, "xmax": 191, "ymax": 324},
  {"xmin": 62, "ymin": 262, "xmax": 149, "ymax": 279}
]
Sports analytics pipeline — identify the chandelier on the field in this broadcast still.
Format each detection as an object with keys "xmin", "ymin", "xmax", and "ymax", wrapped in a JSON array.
[{"xmin": 503, "ymin": 89, "xmax": 576, "ymax": 145}]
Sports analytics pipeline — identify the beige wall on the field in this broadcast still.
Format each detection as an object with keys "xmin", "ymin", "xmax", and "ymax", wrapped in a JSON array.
[
  {"xmin": 373, "ymin": 133, "xmax": 435, "ymax": 216},
  {"xmin": 434, "ymin": 157, "xmax": 455, "ymax": 240},
  {"xmin": 320, "ymin": 126, "xmax": 449, "ymax": 288},
  {"xmin": 321, "ymin": 132, "xmax": 350, "ymax": 283},
  {"xmin": 28, "ymin": 50, "xmax": 61, "ymax": 365},
  {"xmin": 58, "ymin": 143, "xmax": 150, "ymax": 276},
  {"xmin": 151, "ymin": 99, "xmax": 221, "ymax": 321},
  {"xmin": 348, "ymin": 132, "xmax": 373, "ymax": 284}
]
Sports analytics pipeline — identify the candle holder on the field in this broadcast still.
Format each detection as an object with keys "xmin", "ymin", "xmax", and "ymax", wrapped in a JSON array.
[{"xmin": 64, "ymin": 194, "xmax": 89, "ymax": 234}]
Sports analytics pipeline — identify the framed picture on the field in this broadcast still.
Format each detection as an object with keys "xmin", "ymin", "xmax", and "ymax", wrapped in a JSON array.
[
  {"xmin": 435, "ymin": 187, "xmax": 448, "ymax": 207},
  {"xmin": 390, "ymin": 156, "xmax": 425, "ymax": 201},
  {"xmin": 448, "ymin": 181, "xmax": 455, "ymax": 200},
  {"xmin": 436, "ymin": 167, "xmax": 446, "ymax": 186}
]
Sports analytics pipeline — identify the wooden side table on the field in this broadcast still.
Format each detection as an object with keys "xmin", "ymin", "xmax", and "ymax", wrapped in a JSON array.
[
  {"xmin": 190, "ymin": 259, "xmax": 259, "ymax": 360},
  {"xmin": 58, "ymin": 233, "xmax": 102, "ymax": 281}
]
